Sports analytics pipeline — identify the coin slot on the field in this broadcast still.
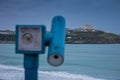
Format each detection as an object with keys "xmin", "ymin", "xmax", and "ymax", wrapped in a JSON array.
[{"xmin": 22, "ymin": 33, "xmax": 33, "ymax": 44}]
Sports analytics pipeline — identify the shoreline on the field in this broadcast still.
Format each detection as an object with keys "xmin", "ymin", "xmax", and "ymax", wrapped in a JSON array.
[
  {"xmin": 0, "ymin": 41, "xmax": 15, "ymax": 44},
  {"xmin": 0, "ymin": 42, "xmax": 120, "ymax": 44}
]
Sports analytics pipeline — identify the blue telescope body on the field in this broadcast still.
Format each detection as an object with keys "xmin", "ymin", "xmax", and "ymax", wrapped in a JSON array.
[
  {"xmin": 47, "ymin": 16, "xmax": 66, "ymax": 66},
  {"xmin": 15, "ymin": 15, "xmax": 66, "ymax": 80}
]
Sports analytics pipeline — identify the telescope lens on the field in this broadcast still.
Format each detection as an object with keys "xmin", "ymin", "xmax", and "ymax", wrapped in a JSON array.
[{"xmin": 47, "ymin": 54, "xmax": 63, "ymax": 66}]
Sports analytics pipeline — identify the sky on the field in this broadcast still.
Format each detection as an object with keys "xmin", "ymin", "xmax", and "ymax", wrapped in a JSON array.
[{"xmin": 0, "ymin": 0, "xmax": 120, "ymax": 34}]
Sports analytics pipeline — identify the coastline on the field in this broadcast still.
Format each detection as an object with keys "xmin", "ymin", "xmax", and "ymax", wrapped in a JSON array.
[
  {"xmin": 0, "ymin": 41, "xmax": 120, "ymax": 44},
  {"xmin": 0, "ymin": 41, "xmax": 15, "ymax": 44}
]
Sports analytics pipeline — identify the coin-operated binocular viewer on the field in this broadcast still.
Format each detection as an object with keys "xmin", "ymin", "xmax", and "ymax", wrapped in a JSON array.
[{"xmin": 15, "ymin": 16, "xmax": 65, "ymax": 80}]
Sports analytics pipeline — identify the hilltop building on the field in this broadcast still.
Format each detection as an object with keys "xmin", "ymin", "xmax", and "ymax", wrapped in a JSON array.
[
  {"xmin": 82, "ymin": 24, "xmax": 95, "ymax": 32},
  {"xmin": 73, "ymin": 24, "xmax": 96, "ymax": 32},
  {"xmin": 83, "ymin": 24, "xmax": 93, "ymax": 30}
]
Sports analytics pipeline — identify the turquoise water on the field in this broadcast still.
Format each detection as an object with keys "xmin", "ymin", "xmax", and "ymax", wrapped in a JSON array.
[{"xmin": 0, "ymin": 44, "xmax": 120, "ymax": 80}]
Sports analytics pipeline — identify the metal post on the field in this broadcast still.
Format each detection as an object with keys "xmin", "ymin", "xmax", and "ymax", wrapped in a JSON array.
[{"xmin": 24, "ymin": 54, "xmax": 39, "ymax": 80}]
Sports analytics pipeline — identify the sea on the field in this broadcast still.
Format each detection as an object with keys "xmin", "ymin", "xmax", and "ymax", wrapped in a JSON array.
[{"xmin": 0, "ymin": 44, "xmax": 120, "ymax": 80}]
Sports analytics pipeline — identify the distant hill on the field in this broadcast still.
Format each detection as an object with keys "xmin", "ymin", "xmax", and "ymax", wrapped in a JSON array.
[
  {"xmin": 0, "ymin": 30, "xmax": 15, "ymax": 44},
  {"xmin": 66, "ymin": 29, "xmax": 120, "ymax": 44},
  {"xmin": 0, "ymin": 28, "xmax": 120, "ymax": 44}
]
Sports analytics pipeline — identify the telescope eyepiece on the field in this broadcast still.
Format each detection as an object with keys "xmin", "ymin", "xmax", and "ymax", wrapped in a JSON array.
[{"xmin": 47, "ymin": 54, "xmax": 63, "ymax": 67}]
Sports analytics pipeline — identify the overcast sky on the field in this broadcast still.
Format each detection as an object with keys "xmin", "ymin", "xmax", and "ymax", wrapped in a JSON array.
[{"xmin": 0, "ymin": 0, "xmax": 120, "ymax": 34}]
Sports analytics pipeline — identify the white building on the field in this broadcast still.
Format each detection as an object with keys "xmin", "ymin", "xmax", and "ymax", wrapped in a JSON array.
[{"xmin": 82, "ymin": 24, "xmax": 93, "ymax": 30}]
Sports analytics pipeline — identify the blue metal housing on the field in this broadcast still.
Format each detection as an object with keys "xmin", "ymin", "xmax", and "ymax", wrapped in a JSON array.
[
  {"xmin": 15, "ymin": 16, "xmax": 66, "ymax": 80},
  {"xmin": 16, "ymin": 25, "xmax": 46, "ymax": 54}
]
